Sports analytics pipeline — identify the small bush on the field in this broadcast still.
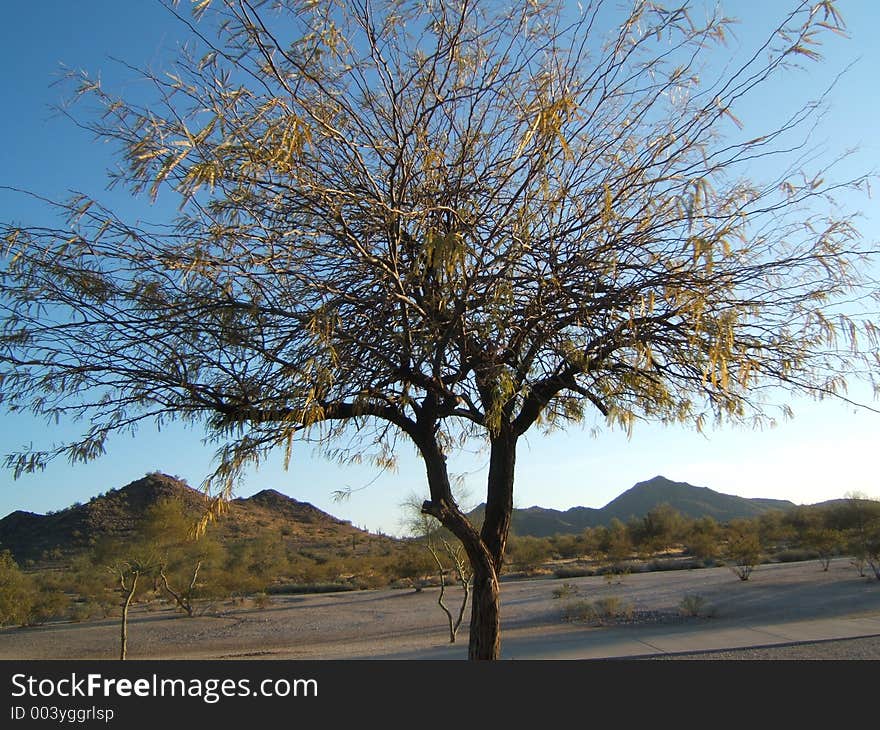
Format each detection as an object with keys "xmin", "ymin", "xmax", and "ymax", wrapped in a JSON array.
[
  {"xmin": 771, "ymin": 548, "xmax": 817, "ymax": 564},
  {"xmin": 353, "ymin": 573, "xmax": 389, "ymax": 590},
  {"xmin": 602, "ymin": 566, "xmax": 630, "ymax": 585},
  {"xmin": 252, "ymin": 593, "xmax": 273, "ymax": 609},
  {"xmin": 646, "ymin": 557, "xmax": 702, "ymax": 572},
  {"xmin": 725, "ymin": 528, "xmax": 761, "ymax": 581},
  {"xmin": 593, "ymin": 596, "xmax": 633, "ymax": 621},
  {"xmin": 562, "ymin": 600, "xmax": 597, "ymax": 622},
  {"xmin": 553, "ymin": 567, "xmax": 596, "ymax": 579},
  {"xmin": 729, "ymin": 564, "xmax": 752, "ymax": 581},
  {"xmin": 69, "ymin": 601, "xmax": 101, "ymax": 623},
  {"xmin": 551, "ymin": 582, "xmax": 579, "ymax": 599},
  {"xmin": 562, "ymin": 596, "xmax": 633, "ymax": 624},
  {"xmin": 678, "ymin": 593, "xmax": 715, "ymax": 618},
  {"xmin": 266, "ymin": 582, "xmax": 358, "ymax": 595},
  {"xmin": 851, "ymin": 555, "xmax": 868, "ymax": 577},
  {"xmin": 25, "ymin": 590, "xmax": 70, "ymax": 626}
]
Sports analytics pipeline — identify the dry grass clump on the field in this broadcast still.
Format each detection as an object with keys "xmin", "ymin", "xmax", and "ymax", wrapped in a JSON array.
[
  {"xmin": 562, "ymin": 596, "xmax": 634, "ymax": 624},
  {"xmin": 678, "ymin": 593, "xmax": 716, "ymax": 618}
]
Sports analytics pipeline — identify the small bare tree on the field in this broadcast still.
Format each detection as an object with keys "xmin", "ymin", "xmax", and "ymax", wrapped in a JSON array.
[
  {"xmin": 108, "ymin": 557, "xmax": 156, "ymax": 661},
  {"xmin": 158, "ymin": 560, "xmax": 202, "ymax": 618},
  {"xmin": 141, "ymin": 497, "xmax": 222, "ymax": 616},
  {"xmin": 725, "ymin": 521, "xmax": 762, "ymax": 581},
  {"xmin": 429, "ymin": 530, "xmax": 472, "ymax": 644},
  {"xmin": 405, "ymin": 498, "xmax": 472, "ymax": 643},
  {"xmin": 803, "ymin": 527, "xmax": 841, "ymax": 571}
]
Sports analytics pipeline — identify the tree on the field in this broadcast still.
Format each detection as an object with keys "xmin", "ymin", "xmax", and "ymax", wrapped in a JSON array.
[
  {"xmin": 802, "ymin": 527, "xmax": 840, "ymax": 571},
  {"xmin": 636, "ymin": 503, "xmax": 683, "ymax": 555},
  {"xmin": 603, "ymin": 518, "xmax": 633, "ymax": 572},
  {"xmin": 94, "ymin": 518, "xmax": 165, "ymax": 658},
  {"xmin": 843, "ymin": 493, "xmax": 880, "ymax": 580},
  {"xmin": 107, "ymin": 555, "xmax": 159, "ymax": 660},
  {"xmin": 759, "ymin": 509, "xmax": 798, "ymax": 550},
  {"xmin": 0, "ymin": 551, "xmax": 69, "ymax": 627},
  {"xmin": 725, "ymin": 519, "xmax": 762, "ymax": 581},
  {"xmin": 404, "ymin": 494, "xmax": 472, "ymax": 642},
  {"xmin": 0, "ymin": 550, "xmax": 35, "ymax": 627},
  {"xmin": 683, "ymin": 515, "xmax": 720, "ymax": 562},
  {"xmin": 1, "ymin": 0, "xmax": 877, "ymax": 659},
  {"xmin": 141, "ymin": 497, "xmax": 225, "ymax": 616}
]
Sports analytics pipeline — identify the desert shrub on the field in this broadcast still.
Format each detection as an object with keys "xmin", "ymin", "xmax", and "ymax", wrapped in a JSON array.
[
  {"xmin": 25, "ymin": 589, "xmax": 70, "ymax": 625},
  {"xmin": 353, "ymin": 572, "xmax": 389, "ymax": 590},
  {"xmin": 801, "ymin": 527, "xmax": 842, "ymax": 571},
  {"xmin": 593, "ymin": 596, "xmax": 633, "ymax": 621},
  {"xmin": 551, "ymin": 582, "xmax": 579, "ymax": 599},
  {"xmin": 103, "ymin": 604, "xmax": 122, "ymax": 619},
  {"xmin": 602, "ymin": 565, "xmax": 631, "ymax": 584},
  {"xmin": 771, "ymin": 548, "xmax": 817, "ymax": 564},
  {"xmin": 216, "ymin": 562, "xmax": 266, "ymax": 595},
  {"xmin": 678, "ymin": 593, "xmax": 715, "ymax": 617},
  {"xmin": 506, "ymin": 536, "xmax": 554, "ymax": 571},
  {"xmin": 562, "ymin": 596, "xmax": 633, "ymax": 624},
  {"xmin": 850, "ymin": 554, "xmax": 868, "ymax": 577},
  {"xmin": 0, "ymin": 551, "xmax": 36, "ymax": 627},
  {"xmin": 728, "ymin": 561, "xmax": 756, "ymax": 581},
  {"xmin": 725, "ymin": 523, "xmax": 762, "ymax": 581},
  {"xmin": 635, "ymin": 504, "xmax": 685, "ymax": 555},
  {"xmin": 553, "ymin": 566, "xmax": 596, "ymax": 579},
  {"xmin": 267, "ymin": 582, "xmax": 357, "ymax": 595},
  {"xmin": 252, "ymin": 592, "xmax": 273, "ymax": 609},
  {"xmin": 549, "ymin": 534, "xmax": 582, "ymax": 560},
  {"xmin": 846, "ymin": 519, "xmax": 880, "ymax": 580},
  {"xmin": 601, "ymin": 519, "xmax": 633, "ymax": 565},
  {"xmin": 69, "ymin": 600, "xmax": 103, "ymax": 623},
  {"xmin": 562, "ymin": 599, "xmax": 597, "ymax": 622},
  {"xmin": 683, "ymin": 517, "xmax": 721, "ymax": 560},
  {"xmin": 389, "ymin": 545, "xmax": 435, "ymax": 586},
  {"xmin": 646, "ymin": 557, "xmax": 702, "ymax": 572},
  {"xmin": 579, "ymin": 528, "xmax": 603, "ymax": 558},
  {"xmin": 758, "ymin": 509, "xmax": 798, "ymax": 551}
]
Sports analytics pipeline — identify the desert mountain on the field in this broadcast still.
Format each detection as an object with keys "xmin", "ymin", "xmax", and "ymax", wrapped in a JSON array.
[
  {"xmin": 469, "ymin": 476, "xmax": 798, "ymax": 538},
  {"xmin": 1, "ymin": 473, "xmax": 810, "ymax": 561},
  {"xmin": 0, "ymin": 473, "xmax": 399, "ymax": 564}
]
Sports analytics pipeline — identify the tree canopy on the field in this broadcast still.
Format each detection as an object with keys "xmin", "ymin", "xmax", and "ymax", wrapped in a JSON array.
[{"xmin": 2, "ymin": 0, "xmax": 878, "ymax": 658}]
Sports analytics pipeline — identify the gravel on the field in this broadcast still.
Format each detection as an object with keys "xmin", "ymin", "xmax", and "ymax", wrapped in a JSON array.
[{"xmin": 649, "ymin": 634, "xmax": 880, "ymax": 660}]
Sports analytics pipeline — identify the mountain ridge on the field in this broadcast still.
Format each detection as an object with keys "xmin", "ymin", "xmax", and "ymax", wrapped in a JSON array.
[
  {"xmin": 0, "ymin": 473, "xmax": 397, "ymax": 564},
  {"xmin": 0, "ymin": 473, "xmax": 821, "ymax": 559},
  {"xmin": 468, "ymin": 475, "xmax": 801, "ymax": 537}
]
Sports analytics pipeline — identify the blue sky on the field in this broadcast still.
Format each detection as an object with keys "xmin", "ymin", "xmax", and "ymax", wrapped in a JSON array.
[{"xmin": 1, "ymin": 1, "xmax": 878, "ymax": 536}]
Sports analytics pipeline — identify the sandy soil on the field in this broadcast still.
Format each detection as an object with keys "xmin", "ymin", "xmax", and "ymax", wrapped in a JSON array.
[{"xmin": 1, "ymin": 559, "xmax": 878, "ymax": 660}]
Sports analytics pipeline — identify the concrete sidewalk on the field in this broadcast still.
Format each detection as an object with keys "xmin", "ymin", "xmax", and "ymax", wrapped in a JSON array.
[
  {"xmin": 369, "ymin": 613, "xmax": 880, "ymax": 659},
  {"xmin": 503, "ymin": 614, "xmax": 880, "ymax": 659}
]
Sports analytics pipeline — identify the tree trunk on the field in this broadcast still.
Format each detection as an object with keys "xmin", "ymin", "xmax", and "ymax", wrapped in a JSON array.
[
  {"xmin": 470, "ymin": 431, "xmax": 517, "ymax": 659},
  {"xmin": 119, "ymin": 570, "xmax": 139, "ymax": 661},
  {"xmin": 467, "ymin": 561, "xmax": 501, "ymax": 660},
  {"xmin": 482, "ymin": 432, "xmax": 517, "ymax": 572},
  {"xmin": 419, "ymin": 429, "xmax": 517, "ymax": 660}
]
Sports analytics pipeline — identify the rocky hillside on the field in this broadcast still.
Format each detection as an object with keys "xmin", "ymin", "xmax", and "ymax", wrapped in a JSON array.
[{"xmin": 0, "ymin": 473, "xmax": 400, "ymax": 564}]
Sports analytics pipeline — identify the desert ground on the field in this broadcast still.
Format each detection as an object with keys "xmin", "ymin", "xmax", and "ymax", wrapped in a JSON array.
[{"xmin": 1, "ymin": 559, "xmax": 879, "ymax": 660}]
